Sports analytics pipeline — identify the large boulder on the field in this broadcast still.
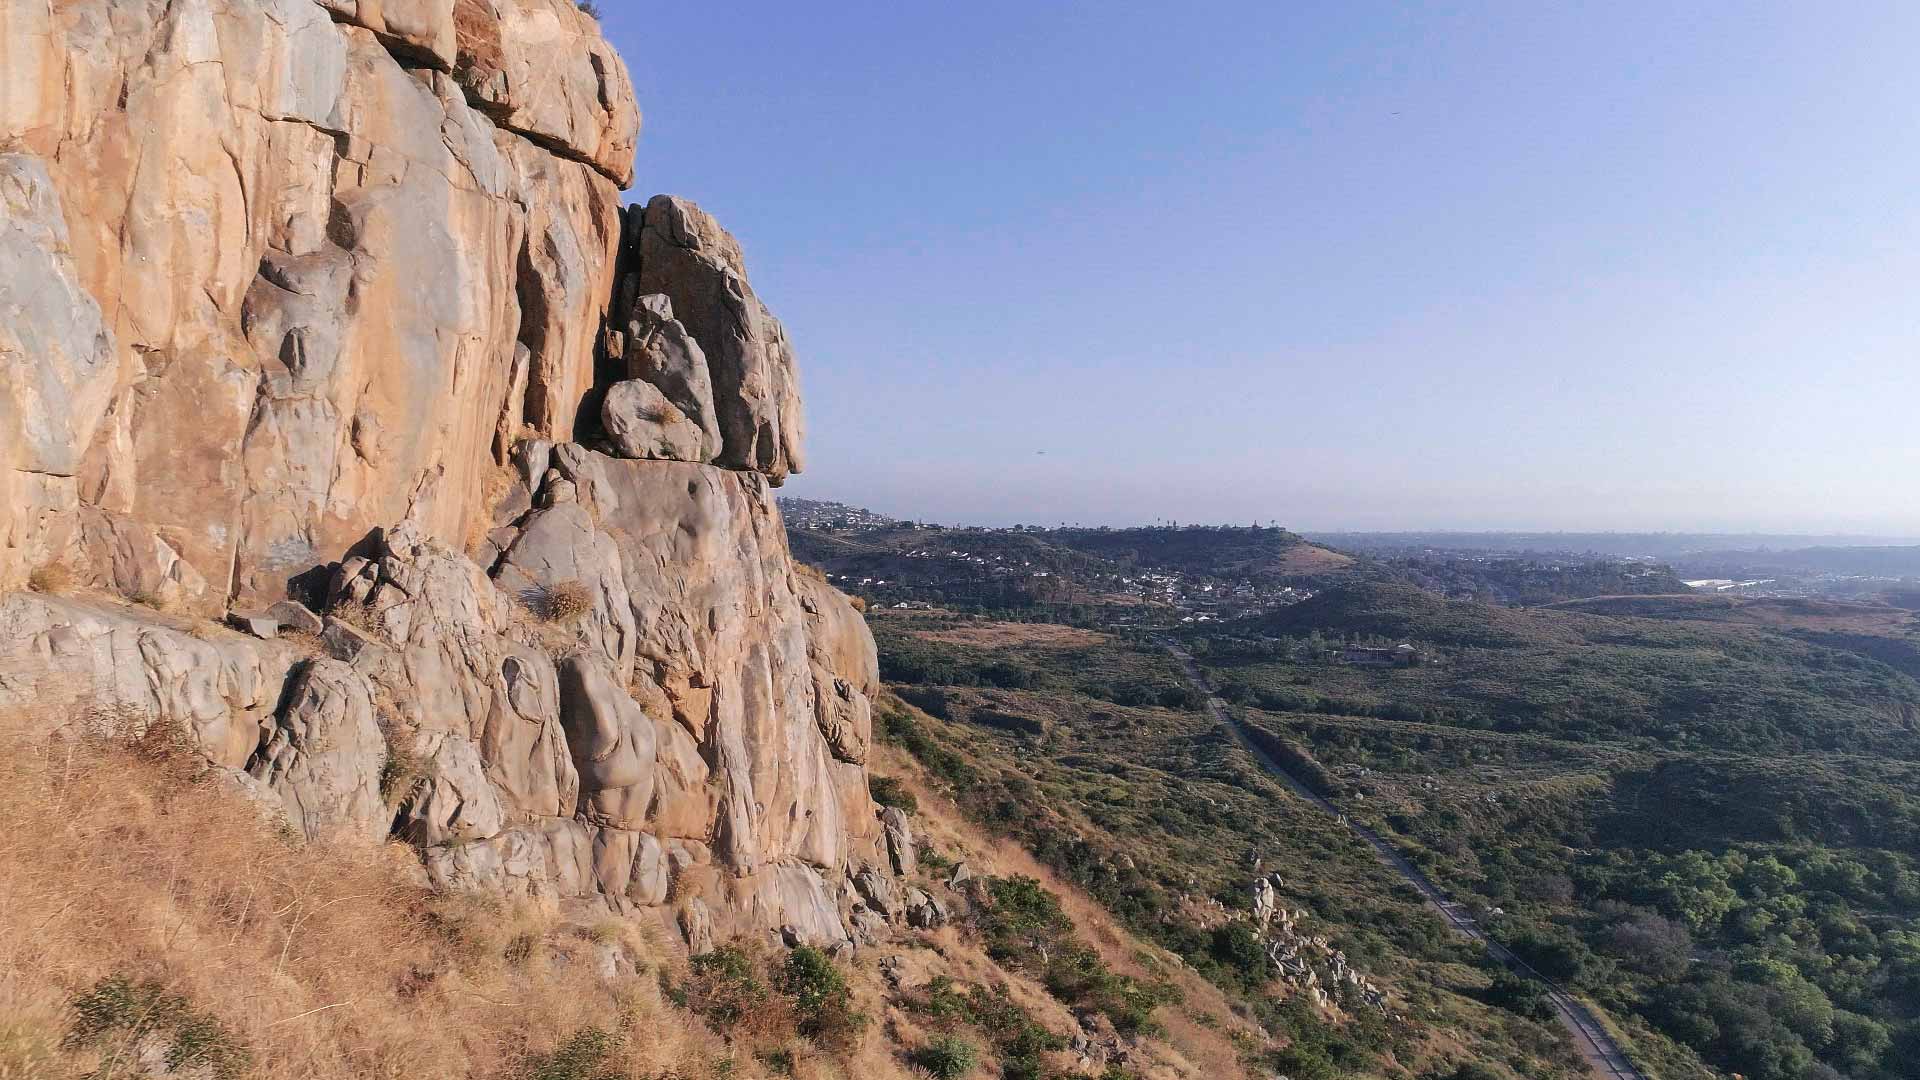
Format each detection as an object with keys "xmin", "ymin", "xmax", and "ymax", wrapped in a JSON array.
[
  {"xmin": 556, "ymin": 654, "xmax": 657, "ymax": 830},
  {"xmin": 450, "ymin": 0, "xmax": 640, "ymax": 185},
  {"xmin": 602, "ymin": 378, "xmax": 706, "ymax": 462},
  {"xmin": 612, "ymin": 293, "xmax": 722, "ymax": 460},
  {"xmin": 249, "ymin": 659, "xmax": 389, "ymax": 843},
  {"xmin": 630, "ymin": 196, "xmax": 806, "ymax": 483},
  {"xmin": 0, "ymin": 593, "xmax": 297, "ymax": 770}
]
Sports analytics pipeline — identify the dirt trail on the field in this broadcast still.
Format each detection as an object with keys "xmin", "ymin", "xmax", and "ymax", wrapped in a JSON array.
[{"xmin": 1160, "ymin": 641, "xmax": 1648, "ymax": 1080}]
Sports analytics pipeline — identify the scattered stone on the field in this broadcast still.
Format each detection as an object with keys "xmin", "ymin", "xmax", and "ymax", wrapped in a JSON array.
[
  {"xmin": 229, "ymin": 613, "xmax": 279, "ymax": 640},
  {"xmin": 267, "ymin": 600, "xmax": 324, "ymax": 635}
]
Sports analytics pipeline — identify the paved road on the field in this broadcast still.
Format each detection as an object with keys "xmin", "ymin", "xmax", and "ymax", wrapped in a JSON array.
[{"xmin": 1160, "ymin": 641, "xmax": 1647, "ymax": 1080}]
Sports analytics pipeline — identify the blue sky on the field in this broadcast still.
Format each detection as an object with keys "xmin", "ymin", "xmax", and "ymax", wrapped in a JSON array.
[{"xmin": 595, "ymin": 2, "xmax": 1920, "ymax": 533}]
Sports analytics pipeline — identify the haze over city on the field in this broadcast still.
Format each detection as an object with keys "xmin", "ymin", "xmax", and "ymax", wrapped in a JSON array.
[{"xmin": 601, "ymin": 2, "xmax": 1920, "ymax": 534}]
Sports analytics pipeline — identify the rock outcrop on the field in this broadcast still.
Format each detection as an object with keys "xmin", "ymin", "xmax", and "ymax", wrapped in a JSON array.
[{"xmin": 1, "ymin": 0, "xmax": 879, "ymax": 951}]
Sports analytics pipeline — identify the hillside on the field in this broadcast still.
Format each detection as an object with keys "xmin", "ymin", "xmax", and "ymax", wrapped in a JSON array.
[
  {"xmin": 1044, "ymin": 527, "xmax": 1355, "ymax": 582},
  {"xmin": 789, "ymin": 523, "xmax": 1344, "ymax": 619},
  {"xmin": 1191, "ymin": 587, "xmax": 1920, "ymax": 1080},
  {"xmin": 0, "ymin": 698, "xmax": 1273, "ymax": 1080},
  {"xmin": 869, "ymin": 613, "xmax": 1592, "ymax": 1080}
]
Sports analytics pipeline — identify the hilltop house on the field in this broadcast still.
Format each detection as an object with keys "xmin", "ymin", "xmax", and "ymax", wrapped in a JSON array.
[{"xmin": 1340, "ymin": 644, "xmax": 1421, "ymax": 667}]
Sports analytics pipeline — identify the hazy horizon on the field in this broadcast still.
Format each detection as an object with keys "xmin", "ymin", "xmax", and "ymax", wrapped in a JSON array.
[{"xmin": 601, "ymin": 3, "xmax": 1920, "ymax": 535}]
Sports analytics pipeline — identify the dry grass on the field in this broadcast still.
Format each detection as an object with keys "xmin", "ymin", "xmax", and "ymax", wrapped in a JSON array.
[
  {"xmin": 866, "ymin": 739, "xmax": 1266, "ymax": 1080},
  {"xmin": 325, "ymin": 598, "xmax": 379, "ymax": 634},
  {"xmin": 0, "ymin": 707, "xmax": 894, "ymax": 1080},
  {"xmin": 540, "ymin": 580, "xmax": 594, "ymax": 624},
  {"xmin": 908, "ymin": 621, "xmax": 1110, "ymax": 650},
  {"xmin": 26, "ymin": 563, "xmax": 74, "ymax": 596}
]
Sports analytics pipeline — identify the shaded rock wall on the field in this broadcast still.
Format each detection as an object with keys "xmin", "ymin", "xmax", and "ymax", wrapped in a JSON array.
[{"xmin": 0, "ymin": 0, "xmax": 887, "ymax": 949}]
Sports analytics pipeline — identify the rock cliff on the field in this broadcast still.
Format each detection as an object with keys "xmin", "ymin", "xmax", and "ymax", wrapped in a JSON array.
[{"xmin": 1, "ymin": 0, "xmax": 892, "ymax": 949}]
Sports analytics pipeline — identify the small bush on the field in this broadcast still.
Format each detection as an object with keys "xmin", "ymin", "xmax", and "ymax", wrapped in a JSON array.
[
  {"xmin": 65, "ymin": 975, "xmax": 250, "ymax": 1080},
  {"xmin": 681, "ymin": 946, "xmax": 770, "ymax": 1031},
  {"xmin": 778, "ymin": 945, "xmax": 865, "ymax": 1050},
  {"xmin": 869, "ymin": 775, "xmax": 918, "ymax": 813},
  {"xmin": 524, "ymin": 1026, "xmax": 624, "ymax": 1080},
  {"xmin": 912, "ymin": 1034, "xmax": 979, "ymax": 1079},
  {"xmin": 542, "ymin": 580, "xmax": 594, "ymax": 623},
  {"xmin": 27, "ymin": 562, "xmax": 73, "ymax": 595}
]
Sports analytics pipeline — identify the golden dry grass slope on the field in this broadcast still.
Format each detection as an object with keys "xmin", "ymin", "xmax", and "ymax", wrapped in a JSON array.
[{"xmin": 0, "ymin": 699, "xmax": 1260, "ymax": 1080}]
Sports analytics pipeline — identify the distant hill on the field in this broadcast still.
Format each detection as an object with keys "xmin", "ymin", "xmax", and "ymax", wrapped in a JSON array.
[
  {"xmin": 1670, "ymin": 544, "xmax": 1920, "ymax": 579},
  {"xmin": 1310, "ymin": 530, "xmax": 1920, "ymax": 560},
  {"xmin": 1355, "ymin": 554, "xmax": 1688, "ymax": 605},
  {"xmin": 786, "ymin": 521, "xmax": 1350, "ymax": 617},
  {"xmin": 1045, "ymin": 526, "xmax": 1353, "ymax": 582},
  {"xmin": 777, "ymin": 496, "xmax": 897, "ymax": 530},
  {"xmin": 1245, "ymin": 581, "xmax": 1551, "ymax": 648}
]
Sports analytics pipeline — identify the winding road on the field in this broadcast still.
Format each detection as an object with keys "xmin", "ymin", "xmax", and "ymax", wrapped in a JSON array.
[{"xmin": 1160, "ymin": 641, "xmax": 1647, "ymax": 1080}]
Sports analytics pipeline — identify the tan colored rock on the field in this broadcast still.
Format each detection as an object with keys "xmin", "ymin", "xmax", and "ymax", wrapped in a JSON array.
[
  {"xmin": 556, "ymin": 654, "xmax": 657, "ymax": 830},
  {"xmin": 3, "ymin": 0, "xmax": 627, "ymax": 612},
  {"xmin": 0, "ymin": 153, "xmax": 117, "ymax": 591},
  {"xmin": 0, "ymin": 0, "xmax": 884, "ymax": 953},
  {"xmin": 633, "ymin": 196, "xmax": 806, "ymax": 482},
  {"xmin": 800, "ymin": 575, "xmax": 878, "ymax": 764},
  {"xmin": 451, "ymin": 0, "xmax": 639, "ymax": 185},
  {"xmin": 249, "ymin": 659, "xmax": 389, "ymax": 843},
  {"xmin": 320, "ymin": 0, "xmax": 458, "ymax": 70},
  {"xmin": 610, "ymin": 293, "xmax": 722, "ymax": 461},
  {"xmin": 602, "ymin": 379, "xmax": 706, "ymax": 462},
  {"xmin": 0, "ymin": 593, "xmax": 296, "ymax": 769}
]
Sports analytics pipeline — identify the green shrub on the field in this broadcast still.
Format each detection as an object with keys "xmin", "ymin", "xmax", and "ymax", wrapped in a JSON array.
[
  {"xmin": 912, "ymin": 1034, "xmax": 979, "ymax": 1079},
  {"xmin": 869, "ymin": 774, "xmax": 918, "ymax": 813},
  {"xmin": 778, "ymin": 945, "xmax": 865, "ymax": 1050},
  {"xmin": 523, "ymin": 1027, "xmax": 622, "ymax": 1080},
  {"xmin": 682, "ymin": 946, "xmax": 769, "ymax": 1030},
  {"xmin": 65, "ymin": 976, "xmax": 250, "ymax": 1080}
]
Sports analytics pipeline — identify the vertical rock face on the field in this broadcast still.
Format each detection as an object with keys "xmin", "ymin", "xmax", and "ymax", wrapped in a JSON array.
[
  {"xmin": 2, "ymin": 0, "xmax": 627, "ymax": 609},
  {"xmin": 618, "ymin": 195, "xmax": 807, "ymax": 483},
  {"xmin": 0, "ymin": 0, "xmax": 884, "ymax": 948}
]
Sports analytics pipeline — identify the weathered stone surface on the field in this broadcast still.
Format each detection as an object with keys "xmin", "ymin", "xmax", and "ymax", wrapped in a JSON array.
[
  {"xmin": 249, "ymin": 659, "xmax": 388, "ymax": 843},
  {"xmin": 397, "ymin": 730, "xmax": 508, "ymax": 845},
  {"xmin": 450, "ymin": 0, "xmax": 640, "ymax": 185},
  {"xmin": 0, "ymin": 154, "xmax": 116, "ymax": 592},
  {"xmin": 0, "ymin": 0, "xmax": 884, "ymax": 956},
  {"xmin": 556, "ymin": 654, "xmax": 657, "ymax": 830},
  {"xmin": 493, "ymin": 501, "xmax": 636, "ymax": 680},
  {"xmin": 610, "ymin": 293, "xmax": 721, "ymax": 460},
  {"xmin": 320, "ymin": 0, "xmax": 458, "ymax": 69},
  {"xmin": 479, "ymin": 647, "xmax": 579, "ymax": 819},
  {"xmin": 627, "ymin": 831, "xmax": 671, "ymax": 906},
  {"xmin": 268, "ymin": 600, "xmax": 325, "ymax": 635},
  {"xmin": 882, "ymin": 806, "xmax": 917, "ymax": 877},
  {"xmin": 853, "ymin": 864, "xmax": 899, "ymax": 917},
  {"xmin": 904, "ymin": 886, "xmax": 949, "ymax": 929},
  {"xmin": 3, "ymin": 0, "xmax": 627, "ymax": 611},
  {"xmin": 632, "ymin": 197, "xmax": 805, "ymax": 482},
  {"xmin": 577, "ymin": 454, "xmax": 872, "ymax": 879},
  {"xmin": 0, "ymin": 593, "xmax": 296, "ymax": 769},
  {"xmin": 602, "ymin": 379, "xmax": 705, "ymax": 462},
  {"xmin": 800, "ymin": 575, "xmax": 877, "ymax": 764},
  {"xmin": 73, "ymin": 506, "xmax": 212, "ymax": 611}
]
